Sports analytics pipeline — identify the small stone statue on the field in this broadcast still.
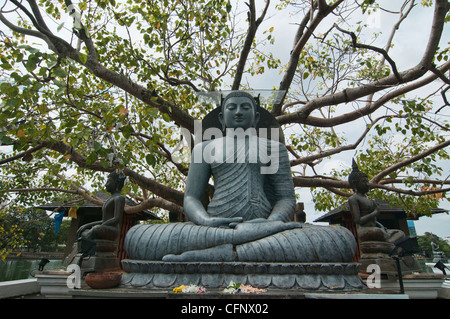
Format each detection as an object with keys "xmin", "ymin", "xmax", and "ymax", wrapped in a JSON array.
[
  {"xmin": 346, "ymin": 159, "xmax": 423, "ymax": 274},
  {"xmin": 348, "ymin": 159, "xmax": 405, "ymax": 244},
  {"xmin": 77, "ymin": 170, "xmax": 126, "ymax": 241},
  {"xmin": 124, "ymin": 91, "xmax": 356, "ymax": 263},
  {"xmin": 76, "ymin": 170, "xmax": 126, "ymax": 272},
  {"xmin": 431, "ymin": 235, "xmax": 447, "ymax": 263}
]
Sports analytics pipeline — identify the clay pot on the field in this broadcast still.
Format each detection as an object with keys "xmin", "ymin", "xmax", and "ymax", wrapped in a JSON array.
[{"xmin": 85, "ymin": 271, "xmax": 122, "ymax": 289}]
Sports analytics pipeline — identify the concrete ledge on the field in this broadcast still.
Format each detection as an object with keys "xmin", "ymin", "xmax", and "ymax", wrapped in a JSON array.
[
  {"xmin": 35, "ymin": 270, "xmax": 73, "ymax": 299},
  {"xmin": 303, "ymin": 293, "xmax": 408, "ymax": 299},
  {"xmin": 0, "ymin": 279, "xmax": 40, "ymax": 299},
  {"xmin": 69, "ymin": 287, "xmax": 406, "ymax": 299},
  {"xmin": 380, "ymin": 273, "xmax": 445, "ymax": 299},
  {"xmin": 438, "ymin": 278, "xmax": 450, "ymax": 299}
]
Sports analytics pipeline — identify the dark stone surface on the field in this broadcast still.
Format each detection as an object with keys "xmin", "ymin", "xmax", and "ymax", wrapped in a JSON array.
[{"xmin": 120, "ymin": 260, "xmax": 366, "ymax": 291}]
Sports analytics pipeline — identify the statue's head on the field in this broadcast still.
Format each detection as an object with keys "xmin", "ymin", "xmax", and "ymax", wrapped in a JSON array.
[
  {"xmin": 348, "ymin": 159, "xmax": 369, "ymax": 194},
  {"xmin": 106, "ymin": 170, "xmax": 126, "ymax": 193},
  {"xmin": 219, "ymin": 91, "xmax": 260, "ymax": 130}
]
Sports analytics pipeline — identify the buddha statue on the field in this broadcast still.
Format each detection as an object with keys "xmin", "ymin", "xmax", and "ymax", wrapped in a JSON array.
[
  {"xmin": 346, "ymin": 160, "xmax": 426, "ymax": 275},
  {"xmin": 124, "ymin": 91, "xmax": 357, "ymax": 263},
  {"xmin": 75, "ymin": 170, "xmax": 126, "ymax": 272},
  {"xmin": 77, "ymin": 170, "xmax": 126, "ymax": 242},
  {"xmin": 347, "ymin": 159, "xmax": 405, "ymax": 245}
]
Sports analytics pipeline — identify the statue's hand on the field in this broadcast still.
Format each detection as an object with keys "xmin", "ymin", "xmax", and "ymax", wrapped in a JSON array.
[
  {"xmin": 201, "ymin": 216, "xmax": 243, "ymax": 228},
  {"xmin": 231, "ymin": 219, "xmax": 303, "ymax": 245},
  {"xmin": 234, "ymin": 219, "xmax": 302, "ymax": 233}
]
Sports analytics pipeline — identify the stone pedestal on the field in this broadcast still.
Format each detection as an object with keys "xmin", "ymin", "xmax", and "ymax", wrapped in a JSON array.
[
  {"xmin": 35, "ymin": 270, "xmax": 73, "ymax": 299},
  {"xmin": 359, "ymin": 255, "xmax": 421, "ymax": 275},
  {"xmin": 120, "ymin": 260, "xmax": 366, "ymax": 292},
  {"xmin": 73, "ymin": 239, "xmax": 121, "ymax": 274},
  {"xmin": 0, "ymin": 279, "xmax": 40, "ymax": 299},
  {"xmin": 358, "ymin": 240, "xmax": 421, "ymax": 275}
]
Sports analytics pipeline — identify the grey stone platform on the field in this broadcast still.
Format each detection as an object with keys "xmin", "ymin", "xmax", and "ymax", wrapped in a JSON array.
[
  {"xmin": 120, "ymin": 260, "xmax": 366, "ymax": 292},
  {"xmin": 69, "ymin": 287, "xmax": 408, "ymax": 299}
]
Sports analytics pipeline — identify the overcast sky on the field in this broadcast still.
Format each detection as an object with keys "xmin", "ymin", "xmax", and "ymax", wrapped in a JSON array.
[{"xmin": 236, "ymin": 1, "xmax": 450, "ymax": 238}]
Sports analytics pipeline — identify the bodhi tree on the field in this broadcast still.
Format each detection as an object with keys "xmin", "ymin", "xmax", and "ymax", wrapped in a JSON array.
[{"xmin": 0, "ymin": 0, "xmax": 449, "ymax": 248}]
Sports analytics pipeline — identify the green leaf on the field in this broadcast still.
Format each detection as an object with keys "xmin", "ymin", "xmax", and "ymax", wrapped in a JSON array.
[
  {"xmin": 0, "ymin": 135, "xmax": 14, "ymax": 145},
  {"xmin": 121, "ymin": 125, "xmax": 133, "ymax": 138},
  {"xmin": 25, "ymin": 60, "xmax": 37, "ymax": 72},
  {"xmin": 79, "ymin": 2, "xmax": 88, "ymax": 11},
  {"xmin": 1, "ymin": 62, "xmax": 13, "ymax": 70},
  {"xmin": 78, "ymin": 52, "xmax": 88, "ymax": 64},
  {"xmin": 145, "ymin": 153, "xmax": 156, "ymax": 166},
  {"xmin": 57, "ymin": 22, "xmax": 65, "ymax": 32},
  {"xmin": 85, "ymin": 152, "xmax": 98, "ymax": 165},
  {"xmin": 52, "ymin": 68, "xmax": 67, "ymax": 77},
  {"xmin": 94, "ymin": 141, "xmax": 102, "ymax": 151},
  {"xmin": 53, "ymin": 79, "xmax": 66, "ymax": 88},
  {"xmin": 226, "ymin": 0, "xmax": 232, "ymax": 12},
  {"xmin": 148, "ymin": 107, "xmax": 159, "ymax": 117}
]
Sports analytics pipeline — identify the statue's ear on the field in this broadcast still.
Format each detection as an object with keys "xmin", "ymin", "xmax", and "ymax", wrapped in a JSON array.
[
  {"xmin": 218, "ymin": 111, "xmax": 225, "ymax": 131},
  {"xmin": 254, "ymin": 111, "xmax": 260, "ymax": 128}
]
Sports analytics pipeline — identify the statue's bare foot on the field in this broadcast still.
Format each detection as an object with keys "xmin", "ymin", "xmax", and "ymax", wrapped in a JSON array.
[
  {"xmin": 162, "ymin": 254, "xmax": 182, "ymax": 262},
  {"xmin": 162, "ymin": 244, "xmax": 234, "ymax": 262},
  {"xmin": 232, "ymin": 220, "xmax": 302, "ymax": 245}
]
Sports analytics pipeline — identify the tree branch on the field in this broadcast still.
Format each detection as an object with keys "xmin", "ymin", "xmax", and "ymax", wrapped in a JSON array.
[
  {"xmin": 0, "ymin": 2, "xmax": 196, "ymax": 132},
  {"xmin": 289, "ymin": 115, "xmax": 393, "ymax": 166},
  {"xmin": 26, "ymin": 0, "xmax": 51, "ymax": 33},
  {"xmin": 0, "ymin": 187, "xmax": 78, "ymax": 195},
  {"xmin": 333, "ymin": 23, "xmax": 402, "ymax": 83},
  {"xmin": 124, "ymin": 197, "xmax": 183, "ymax": 215},
  {"xmin": 293, "ymin": 175, "xmax": 348, "ymax": 188},
  {"xmin": 379, "ymin": 178, "xmax": 450, "ymax": 186},
  {"xmin": 232, "ymin": 0, "xmax": 270, "ymax": 90},
  {"xmin": 272, "ymin": 0, "xmax": 345, "ymax": 115},
  {"xmin": 277, "ymin": 59, "xmax": 450, "ymax": 127},
  {"xmin": 371, "ymin": 138, "xmax": 450, "ymax": 184},
  {"xmin": 0, "ymin": 12, "xmax": 55, "ymax": 50},
  {"xmin": 371, "ymin": 184, "xmax": 450, "ymax": 197},
  {"xmin": 124, "ymin": 167, "xmax": 185, "ymax": 207},
  {"xmin": 293, "ymin": 174, "xmax": 450, "ymax": 198},
  {"xmin": 36, "ymin": 139, "xmax": 186, "ymax": 206},
  {"xmin": 275, "ymin": 0, "xmax": 449, "ymax": 125},
  {"xmin": 0, "ymin": 144, "xmax": 45, "ymax": 165},
  {"xmin": 62, "ymin": 0, "xmax": 98, "ymax": 60}
]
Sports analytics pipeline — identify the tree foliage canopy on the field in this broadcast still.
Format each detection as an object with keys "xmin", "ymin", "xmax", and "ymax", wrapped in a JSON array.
[
  {"xmin": 0, "ymin": 207, "xmax": 70, "ymax": 257},
  {"xmin": 417, "ymin": 232, "xmax": 450, "ymax": 258},
  {"xmin": 0, "ymin": 0, "xmax": 449, "ymax": 232}
]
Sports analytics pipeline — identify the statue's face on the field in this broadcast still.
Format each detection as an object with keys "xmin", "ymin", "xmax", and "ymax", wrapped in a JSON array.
[
  {"xmin": 356, "ymin": 175, "xmax": 370, "ymax": 194},
  {"xmin": 219, "ymin": 96, "xmax": 260, "ymax": 130},
  {"xmin": 105, "ymin": 174, "xmax": 117, "ymax": 193}
]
